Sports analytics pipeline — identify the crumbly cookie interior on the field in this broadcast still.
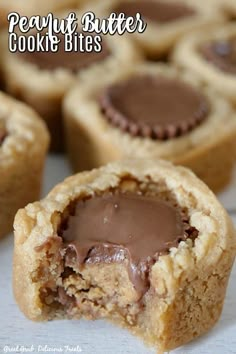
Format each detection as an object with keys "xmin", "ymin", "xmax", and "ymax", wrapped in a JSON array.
[{"xmin": 36, "ymin": 177, "xmax": 198, "ymax": 333}]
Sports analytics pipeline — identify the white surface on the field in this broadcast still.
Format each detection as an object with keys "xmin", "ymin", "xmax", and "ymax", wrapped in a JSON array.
[{"xmin": 0, "ymin": 155, "xmax": 236, "ymax": 354}]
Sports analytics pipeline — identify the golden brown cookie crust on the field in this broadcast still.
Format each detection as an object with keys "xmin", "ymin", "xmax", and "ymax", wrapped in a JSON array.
[
  {"xmin": 82, "ymin": 0, "xmax": 225, "ymax": 58},
  {"xmin": 63, "ymin": 63, "xmax": 236, "ymax": 192},
  {"xmin": 13, "ymin": 159, "xmax": 236, "ymax": 353},
  {"xmin": 0, "ymin": 92, "xmax": 49, "ymax": 238},
  {"xmin": 0, "ymin": 16, "xmax": 141, "ymax": 151},
  {"xmin": 172, "ymin": 24, "xmax": 236, "ymax": 106}
]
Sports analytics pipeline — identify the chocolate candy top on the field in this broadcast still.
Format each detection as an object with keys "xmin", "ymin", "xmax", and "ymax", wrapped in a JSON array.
[
  {"xmin": 113, "ymin": 0, "xmax": 196, "ymax": 23},
  {"xmin": 61, "ymin": 193, "xmax": 198, "ymax": 296},
  {"xmin": 200, "ymin": 37, "xmax": 236, "ymax": 75},
  {"xmin": 100, "ymin": 75, "xmax": 209, "ymax": 139},
  {"xmin": 18, "ymin": 33, "xmax": 110, "ymax": 72}
]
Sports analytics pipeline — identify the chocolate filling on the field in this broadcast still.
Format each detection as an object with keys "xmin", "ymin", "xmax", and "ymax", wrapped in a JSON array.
[
  {"xmin": 18, "ymin": 33, "xmax": 110, "ymax": 72},
  {"xmin": 113, "ymin": 0, "xmax": 196, "ymax": 23},
  {"xmin": 200, "ymin": 37, "xmax": 236, "ymax": 75},
  {"xmin": 100, "ymin": 75, "xmax": 209, "ymax": 139},
  {"xmin": 59, "ymin": 193, "xmax": 198, "ymax": 296}
]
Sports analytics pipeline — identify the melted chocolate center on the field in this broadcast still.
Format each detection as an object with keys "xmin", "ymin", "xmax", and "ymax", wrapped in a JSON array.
[
  {"xmin": 18, "ymin": 33, "xmax": 110, "ymax": 72},
  {"xmin": 100, "ymin": 75, "xmax": 209, "ymax": 139},
  {"xmin": 61, "ymin": 193, "xmax": 196, "ymax": 295},
  {"xmin": 113, "ymin": 0, "xmax": 196, "ymax": 23},
  {"xmin": 200, "ymin": 37, "xmax": 236, "ymax": 75}
]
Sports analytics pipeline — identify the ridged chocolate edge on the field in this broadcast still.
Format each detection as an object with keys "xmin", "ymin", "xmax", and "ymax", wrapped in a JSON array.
[{"xmin": 100, "ymin": 89, "xmax": 209, "ymax": 140}]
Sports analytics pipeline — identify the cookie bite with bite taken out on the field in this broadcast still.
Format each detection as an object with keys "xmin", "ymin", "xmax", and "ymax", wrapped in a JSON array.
[{"xmin": 13, "ymin": 159, "xmax": 236, "ymax": 353}]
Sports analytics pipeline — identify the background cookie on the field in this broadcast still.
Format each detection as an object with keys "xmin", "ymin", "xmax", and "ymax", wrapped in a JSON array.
[
  {"xmin": 82, "ymin": 0, "xmax": 225, "ymax": 59},
  {"xmin": 63, "ymin": 63, "xmax": 236, "ymax": 192},
  {"xmin": 0, "ymin": 92, "xmax": 49, "ymax": 239},
  {"xmin": 172, "ymin": 24, "xmax": 236, "ymax": 107}
]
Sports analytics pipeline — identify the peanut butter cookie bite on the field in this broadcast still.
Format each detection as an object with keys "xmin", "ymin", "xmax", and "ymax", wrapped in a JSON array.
[
  {"xmin": 173, "ymin": 24, "xmax": 236, "ymax": 108},
  {"xmin": 83, "ymin": 0, "xmax": 224, "ymax": 59},
  {"xmin": 13, "ymin": 159, "xmax": 236, "ymax": 353},
  {"xmin": 1, "ymin": 18, "xmax": 141, "ymax": 151},
  {"xmin": 0, "ymin": 92, "xmax": 49, "ymax": 239},
  {"xmin": 64, "ymin": 63, "xmax": 236, "ymax": 192}
]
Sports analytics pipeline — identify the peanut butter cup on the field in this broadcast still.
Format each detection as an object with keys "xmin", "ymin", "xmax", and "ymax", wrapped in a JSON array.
[
  {"xmin": 60, "ymin": 193, "xmax": 198, "ymax": 295},
  {"xmin": 200, "ymin": 37, "xmax": 236, "ymax": 75},
  {"xmin": 113, "ymin": 0, "xmax": 196, "ymax": 23},
  {"xmin": 19, "ymin": 33, "xmax": 110, "ymax": 72},
  {"xmin": 100, "ymin": 75, "xmax": 209, "ymax": 139}
]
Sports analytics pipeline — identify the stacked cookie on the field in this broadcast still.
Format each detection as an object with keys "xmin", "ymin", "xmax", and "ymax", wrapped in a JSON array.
[{"xmin": 0, "ymin": 1, "xmax": 235, "ymax": 354}]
